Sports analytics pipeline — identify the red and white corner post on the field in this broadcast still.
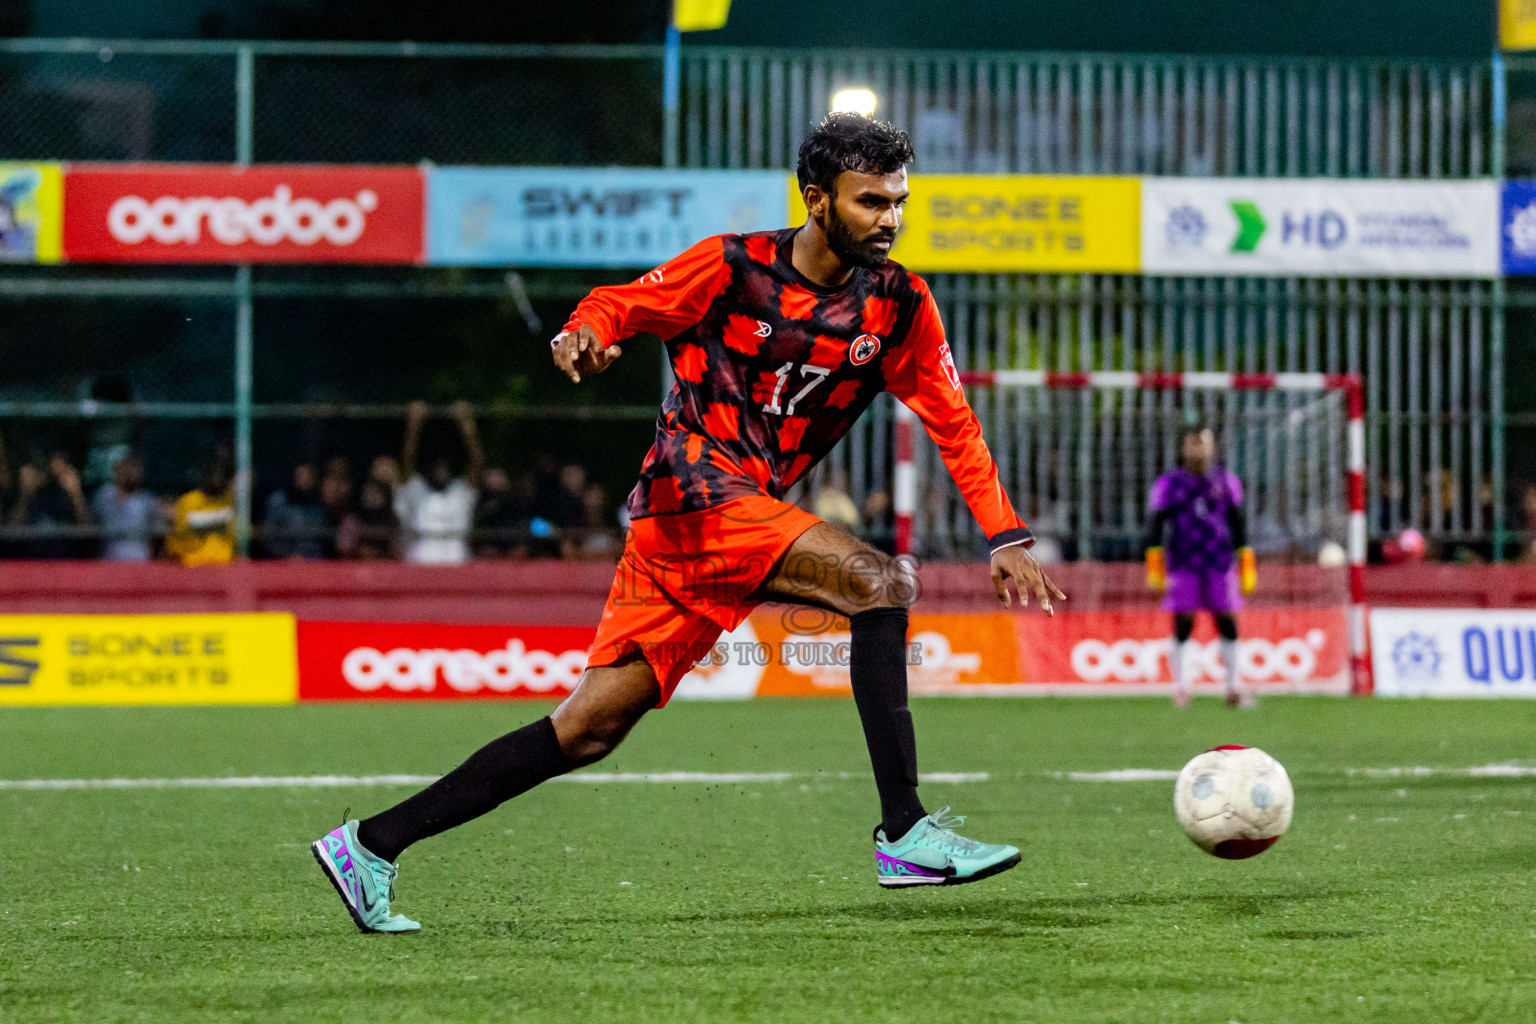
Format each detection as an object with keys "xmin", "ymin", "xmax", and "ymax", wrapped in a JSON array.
[{"xmin": 1342, "ymin": 379, "xmax": 1373, "ymax": 695}]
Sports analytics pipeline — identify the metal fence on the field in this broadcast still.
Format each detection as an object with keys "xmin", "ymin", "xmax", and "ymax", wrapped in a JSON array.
[
  {"xmin": 678, "ymin": 49, "xmax": 1493, "ymax": 177},
  {"xmin": 900, "ymin": 275, "xmax": 1496, "ymax": 559},
  {"xmin": 0, "ymin": 38, "xmax": 1513, "ymax": 559}
]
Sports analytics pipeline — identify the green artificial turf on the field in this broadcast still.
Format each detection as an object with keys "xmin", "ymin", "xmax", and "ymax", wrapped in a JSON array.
[{"xmin": 2, "ymin": 697, "xmax": 1535, "ymax": 1023}]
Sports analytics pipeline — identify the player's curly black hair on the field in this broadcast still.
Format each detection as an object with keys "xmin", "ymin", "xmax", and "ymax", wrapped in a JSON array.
[{"xmin": 795, "ymin": 113, "xmax": 915, "ymax": 198}]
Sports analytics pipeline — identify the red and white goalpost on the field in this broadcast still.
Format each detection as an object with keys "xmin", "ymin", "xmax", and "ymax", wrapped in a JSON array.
[{"xmin": 893, "ymin": 370, "xmax": 1372, "ymax": 696}]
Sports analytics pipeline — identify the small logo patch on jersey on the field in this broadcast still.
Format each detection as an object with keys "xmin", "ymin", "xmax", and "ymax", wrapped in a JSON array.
[
  {"xmin": 937, "ymin": 341, "xmax": 961, "ymax": 388},
  {"xmin": 753, "ymin": 320, "xmax": 774, "ymax": 338},
  {"xmin": 850, "ymin": 334, "xmax": 881, "ymax": 365},
  {"xmin": 644, "ymin": 268, "xmax": 665, "ymax": 284}
]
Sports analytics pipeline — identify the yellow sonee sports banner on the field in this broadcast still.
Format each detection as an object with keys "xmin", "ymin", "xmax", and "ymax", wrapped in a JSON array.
[
  {"xmin": 0, "ymin": 614, "xmax": 297, "ymax": 706},
  {"xmin": 789, "ymin": 174, "xmax": 1141, "ymax": 273},
  {"xmin": 1503, "ymin": 0, "xmax": 1536, "ymax": 50}
]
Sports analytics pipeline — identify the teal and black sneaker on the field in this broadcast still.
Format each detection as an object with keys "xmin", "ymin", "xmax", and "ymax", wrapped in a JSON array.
[
  {"xmin": 874, "ymin": 807, "xmax": 1021, "ymax": 888},
  {"xmin": 311, "ymin": 819, "xmax": 421, "ymax": 933}
]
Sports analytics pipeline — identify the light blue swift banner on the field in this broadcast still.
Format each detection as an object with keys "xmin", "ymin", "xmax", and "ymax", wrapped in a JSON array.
[{"xmin": 426, "ymin": 167, "xmax": 789, "ymax": 268}]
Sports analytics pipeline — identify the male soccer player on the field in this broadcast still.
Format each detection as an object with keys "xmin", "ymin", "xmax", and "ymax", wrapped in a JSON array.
[
  {"xmin": 312, "ymin": 114, "xmax": 1066, "ymax": 933},
  {"xmin": 1144, "ymin": 425, "xmax": 1256, "ymax": 708}
]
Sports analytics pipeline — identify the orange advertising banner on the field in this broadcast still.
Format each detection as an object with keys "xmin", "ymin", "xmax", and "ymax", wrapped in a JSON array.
[
  {"xmin": 670, "ymin": 605, "xmax": 1350, "ymax": 698},
  {"xmin": 671, "ymin": 607, "xmax": 1022, "ymax": 699}
]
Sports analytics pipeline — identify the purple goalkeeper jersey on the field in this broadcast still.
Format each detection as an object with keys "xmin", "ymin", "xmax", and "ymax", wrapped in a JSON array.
[{"xmin": 1148, "ymin": 466, "xmax": 1244, "ymax": 573}]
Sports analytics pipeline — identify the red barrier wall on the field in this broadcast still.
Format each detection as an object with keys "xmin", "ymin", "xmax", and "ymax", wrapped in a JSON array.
[{"xmin": 0, "ymin": 559, "xmax": 1381, "ymax": 622}]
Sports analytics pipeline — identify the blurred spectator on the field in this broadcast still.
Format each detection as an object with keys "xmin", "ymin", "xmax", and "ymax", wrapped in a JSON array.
[
  {"xmin": 542, "ymin": 462, "xmax": 589, "ymax": 530},
  {"xmin": 0, "ymin": 432, "xmax": 12, "ymax": 555},
  {"xmin": 320, "ymin": 457, "xmax": 354, "ymax": 558},
  {"xmin": 369, "ymin": 454, "xmax": 400, "ymax": 491},
  {"xmin": 1422, "ymin": 470, "xmax": 1455, "ymax": 529},
  {"xmin": 93, "ymin": 451, "xmax": 161, "ymax": 562},
  {"xmin": 80, "ymin": 375, "xmax": 136, "ymax": 491},
  {"xmin": 1519, "ymin": 484, "xmax": 1536, "ymax": 564},
  {"xmin": 166, "ymin": 449, "xmax": 235, "ymax": 567},
  {"xmin": 1373, "ymin": 474, "xmax": 1404, "ymax": 535},
  {"xmin": 474, "ymin": 467, "xmax": 536, "ymax": 559},
  {"xmin": 1382, "ymin": 527, "xmax": 1428, "ymax": 565},
  {"xmin": 9, "ymin": 450, "xmax": 91, "ymax": 559},
  {"xmin": 1481, "ymin": 477, "xmax": 1505, "ymax": 547},
  {"xmin": 563, "ymin": 483, "xmax": 620, "ymax": 561},
  {"xmin": 532, "ymin": 451, "xmax": 562, "ymax": 505},
  {"xmin": 395, "ymin": 400, "xmax": 483, "ymax": 565},
  {"xmin": 337, "ymin": 478, "xmax": 402, "ymax": 561},
  {"xmin": 813, "ymin": 468, "xmax": 861, "ymax": 532},
  {"xmin": 264, "ymin": 462, "xmax": 326, "ymax": 560}
]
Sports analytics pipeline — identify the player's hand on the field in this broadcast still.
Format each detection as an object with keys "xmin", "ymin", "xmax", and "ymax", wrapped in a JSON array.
[
  {"xmin": 1145, "ymin": 546, "xmax": 1167, "ymax": 592},
  {"xmin": 990, "ymin": 545, "xmax": 1067, "ymax": 615},
  {"xmin": 552, "ymin": 325, "xmax": 622, "ymax": 383},
  {"xmin": 1239, "ymin": 547, "xmax": 1258, "ymax": 595}
]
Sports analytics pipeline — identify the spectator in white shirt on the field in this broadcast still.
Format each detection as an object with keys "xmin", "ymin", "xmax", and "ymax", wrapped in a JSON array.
[
  {"xmin": 394, "ymin": 400, "xmax": 483, "ymax": 565},
  {"xmin": 93, "ymin": 451, "xmax": 161, "ymax": 561}
]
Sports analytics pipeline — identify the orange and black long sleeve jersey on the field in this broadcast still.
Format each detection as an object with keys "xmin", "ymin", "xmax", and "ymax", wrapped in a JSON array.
[{"xmin": 563, "ymin": 228, "xmax": 1033, "ymax": 554}]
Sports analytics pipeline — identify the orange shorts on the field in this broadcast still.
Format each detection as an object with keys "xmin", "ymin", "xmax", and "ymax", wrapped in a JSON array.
[{"xmin": 586, "ymin": 494, "xmax": 822, "ymax": 705}]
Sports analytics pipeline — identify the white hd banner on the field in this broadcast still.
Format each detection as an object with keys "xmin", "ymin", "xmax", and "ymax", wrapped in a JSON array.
[
  {"xmin": 1370, "ymin": 608, "xmax": 1536, "ymax": 697},
  {"xmin": 1142, "ymin": 178, "xmax": 1500, "ymax": 278}
]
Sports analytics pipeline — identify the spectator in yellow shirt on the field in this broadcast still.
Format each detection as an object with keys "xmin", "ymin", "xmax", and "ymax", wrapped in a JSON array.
[{"xmin": 166, "ymin": 450, "xmax": 235, "ymax": 567}]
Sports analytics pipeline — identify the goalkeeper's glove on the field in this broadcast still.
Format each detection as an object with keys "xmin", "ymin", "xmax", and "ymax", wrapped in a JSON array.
[
  {"xmin": 1145, "ymin": 547, "xmax": 1166, "ymax": 592},
  {"xmin": 1239, "ymin": 546, "xmax": 1258, "ymax": 595}
]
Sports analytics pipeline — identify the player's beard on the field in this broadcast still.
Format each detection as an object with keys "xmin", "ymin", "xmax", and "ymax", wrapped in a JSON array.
[{"xmin": 825, "ymin": 201, "xmax": 896, "ymax": 270}]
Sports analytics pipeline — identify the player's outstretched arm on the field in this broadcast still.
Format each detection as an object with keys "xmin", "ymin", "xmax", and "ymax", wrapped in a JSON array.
[
  {"xmin": 885, "ymin": 279, "xmax": 1068, "ymax": 615},
  {"xmin": 990, "ymin": 545, "xmax": 1067, "ymax": 615},
  {"xmin": 554, "ymin": 235, "xmax": 729, "ymax": 384},
  {"xmin": 551, "ymin": 325, "xmax": 622, "ymax": 384}
]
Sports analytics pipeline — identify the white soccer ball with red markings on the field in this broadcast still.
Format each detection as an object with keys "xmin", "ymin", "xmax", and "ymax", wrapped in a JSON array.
[{"xmin": 1174, "ymin": 745, "xmax": 1293, "ymax": 859}]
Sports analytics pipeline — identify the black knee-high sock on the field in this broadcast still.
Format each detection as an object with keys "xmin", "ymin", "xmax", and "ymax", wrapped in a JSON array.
[
  {"xmin": 849, "ymin": 607, "xmax": 926, "ymax": 840},
  {"xmin": 356, "ymin": 716, "xmax": 567, "ymax": 863}
]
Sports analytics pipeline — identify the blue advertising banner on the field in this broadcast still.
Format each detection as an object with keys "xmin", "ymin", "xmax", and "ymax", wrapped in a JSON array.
[
  {"xmin": 1371, "ymin": 608, "xmax": 1536, "ymax": 697},
  {"xmin": 1502, "ymin": 180, "xmax": 1536, "ymax": 275},
  {"xmin": 426, "ymin": 167, "xmax": 789, "ymax": 267}
]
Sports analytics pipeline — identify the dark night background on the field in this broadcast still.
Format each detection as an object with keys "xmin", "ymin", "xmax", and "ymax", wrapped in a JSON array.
[
  {"xmin": 0, "ymin": 0, "xmax": 1498, "ymax": 56},
  {"xmin": 0, "ymin": 0, "xmax": 1520, "ymax": 542}
]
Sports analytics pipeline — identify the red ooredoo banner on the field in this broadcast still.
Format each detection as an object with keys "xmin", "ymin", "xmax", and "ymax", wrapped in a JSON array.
[
  {"xmin": 63, "ymin": 165, "xmax": 424, "ymax": 263},
  {"xmin": 298, "ymin": 621, "xmax": 596, "ymax": 701},
  {"xmin": 1012, "ymin": 607, "xmax": 1350, "ymax": 693}
]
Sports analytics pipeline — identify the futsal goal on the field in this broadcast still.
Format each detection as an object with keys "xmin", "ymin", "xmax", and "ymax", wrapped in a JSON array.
[{"xmin": 890, "ymin": 370, "xmax": 1371, "ymax": 695}]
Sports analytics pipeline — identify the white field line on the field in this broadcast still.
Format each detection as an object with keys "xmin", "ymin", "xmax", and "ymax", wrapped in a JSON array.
[
  {"xmin": 1346, "ymin": 764, "xmax": 1536, "ymax": 778},
  {"xmin": 0, "ymin": 764, "xmax": 1532, "ymax": 792},
  {"xmin": 1063, "ymin": 764, "xmax": 1536, "ymax": 782},
  {"xmin": 0, "ymin": 770, "xmax": 988, "ymax": 791}
]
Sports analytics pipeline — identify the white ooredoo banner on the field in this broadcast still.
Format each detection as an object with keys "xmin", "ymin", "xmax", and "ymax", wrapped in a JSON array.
[
  {"xmin": 1370, "ymin": 608, "xmax": 1536, "ymax": 697},
  {"xmin": 1142, "ymin": 178, "xmax": 1500, "ymax": 278}
]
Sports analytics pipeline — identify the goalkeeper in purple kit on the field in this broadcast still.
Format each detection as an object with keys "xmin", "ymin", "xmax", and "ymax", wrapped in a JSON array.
[{"xmin": 1144, "ymin": 425, "xmax": 1257, "ymax": 708}]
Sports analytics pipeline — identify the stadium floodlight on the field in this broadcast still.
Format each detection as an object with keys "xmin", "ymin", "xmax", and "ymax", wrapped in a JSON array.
[{"xmin": 829, "ymin": 87, "xmax": 878, "ymax": 117}]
